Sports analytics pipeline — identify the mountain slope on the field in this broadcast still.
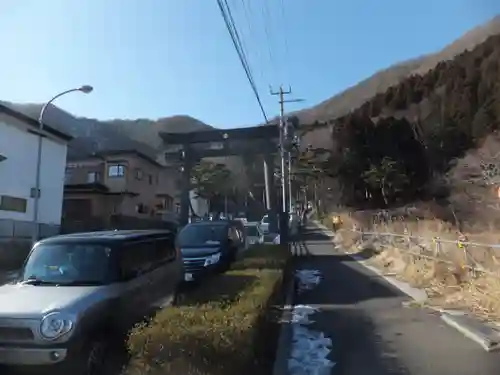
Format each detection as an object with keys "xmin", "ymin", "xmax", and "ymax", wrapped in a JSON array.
[
  {"xmin": 297, "ymin": 15, "xmax": 500, "ymax": 124},
  {"xmin": 104, "ymin": 115, "xmax": 213, "ymax": 149},
  {"xmin": 2, "ymin": 102, "xmax": 213, "ymax": 161},
  {"xmin": 327, "ymin": 31, "xmax": 500, "ymax": 207}
]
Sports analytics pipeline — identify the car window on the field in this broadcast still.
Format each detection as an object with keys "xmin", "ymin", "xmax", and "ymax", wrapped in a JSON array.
[
  {"xmin": 155, "ymin": 235, "xmax": 176, "ymax": 262},
  {"xmin": 22, "ymin": 243, "xmax": 113, "ymax": 285},
  {"xmin": 246, "ymin": 225, "xmax": 259, "ymax": 237},
  {"xmin": 120, "ymin": 240, "xmax": 156, "ymax": 280},
  {"xmin": 262, "ymin": 216, "xmax": 269, "ymax": 224},
  {"xmin": 177, "ymin": 224, "xmax": 227, "ymax": 247}
]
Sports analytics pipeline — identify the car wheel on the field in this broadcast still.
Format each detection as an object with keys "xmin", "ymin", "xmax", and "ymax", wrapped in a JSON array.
[
  {"xmin": 57, "ymin": 337, "xmax": 109, "ymax": 375},
  {"xmin": 172, "ymin": 286, "xmax": 185, "ymax": 306},
  {"xmin": 219, "ymin": 251, "xmax": 235, "ymax": 272},
  {"xmin": 84, "ymin": 338, "xmax": 108, "ymax": 375}
]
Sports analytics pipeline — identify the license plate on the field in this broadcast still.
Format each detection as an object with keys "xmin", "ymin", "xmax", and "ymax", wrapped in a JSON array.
[{"xmin": 184, "ymin": 273, "xmax": 193, "ymax": 282}]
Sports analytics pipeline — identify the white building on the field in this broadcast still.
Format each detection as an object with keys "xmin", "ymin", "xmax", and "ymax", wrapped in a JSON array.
[{"xmin": 0, "ymin": 104, "xmax": 72, "ymax": 239}]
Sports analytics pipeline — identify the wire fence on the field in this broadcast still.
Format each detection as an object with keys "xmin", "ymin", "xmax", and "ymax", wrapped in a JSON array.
[{"xmin": 342, "ymin": 225, "xmax": 500, "ymax": 277}]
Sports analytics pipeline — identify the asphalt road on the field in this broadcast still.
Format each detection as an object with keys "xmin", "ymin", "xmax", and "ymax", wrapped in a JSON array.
[{"xmin": 294, "ymin": 225, "xmax": 500, "ymax": 375}]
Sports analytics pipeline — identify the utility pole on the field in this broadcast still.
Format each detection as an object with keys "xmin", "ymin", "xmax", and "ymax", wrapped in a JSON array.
[
  {"xmin": 271, "ymin": 86, "xmax": 291, "ymax": 214},
  {"xmin": 270, "ymin": 86, "xmax": 304, "ymax": 214}
]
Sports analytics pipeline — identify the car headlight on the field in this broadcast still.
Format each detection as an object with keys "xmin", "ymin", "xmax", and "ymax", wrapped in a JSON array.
[
  {"xmin": 40, "ymin": 312, "xmax": 74, "ymax": 340},
  {"xmin": 204, "ymin": 252, "xmax": 221, "ymax": 267}
]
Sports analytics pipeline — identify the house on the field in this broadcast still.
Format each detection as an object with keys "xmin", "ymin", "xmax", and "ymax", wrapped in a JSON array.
[
  {"xmin": 63, "ymin": 149, "xmax": 178, "ymax": 225},
  {"xmin": 0, "ymin": 103, "xmax": 72, "ymax": 239}
]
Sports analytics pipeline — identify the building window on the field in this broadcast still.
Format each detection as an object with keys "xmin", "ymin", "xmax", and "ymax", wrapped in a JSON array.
[
  {"xmin": 148, "ymin": 175, "xmax": 153, "ymax": 185},
  {"xmin": 108, "ymin": 164, "xmax": 125, "ymax": 177},
  {"xmin": 87, "ymin": 172, "xmax": 100, "ymax": 183},
  {"xmin": 135, "ymin": 168, "xmax": 143, "ymax": 180},
  {"xmin": 136, "ymin": 203, "xmax": 149, "ymax": 214},
  {"xmin": 163, "ymin": 196, "xmax": 173, "ymax": 210},
  {"xmin": 0, "ymin": 195, "xmax": 27, "ymax": 213}
]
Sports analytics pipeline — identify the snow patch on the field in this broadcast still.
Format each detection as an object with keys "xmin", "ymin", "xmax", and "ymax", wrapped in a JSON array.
[
  {"xmin": 295, "ymin": 269, "xmax": 322, "ymax": 294},
  {"xmin": 288, "ymin": 269, "xmax": 335, "ymax": 375}
]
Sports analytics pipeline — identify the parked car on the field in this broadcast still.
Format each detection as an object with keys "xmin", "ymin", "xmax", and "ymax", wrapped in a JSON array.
[
  {"xmin": 235, "ymin": 216, "xmax": 248, "ymax": 225},
  {"xmin": 245, "ymin": 222, "xmax": 263, "ymax": 247},
  {"xmin": 0, "ymin": 229, "xmax": 182, "ymax": 374},
  {"xmin": 258, "ymin": 213, "xmax": 298, "ymax": 235},
  {"xmin": 177, "ymin": 220, "xmax": 245, "ymax": 282},
  {"xmin": 258, "ymin": 214, "xmax": 271, "ymax": 234}
]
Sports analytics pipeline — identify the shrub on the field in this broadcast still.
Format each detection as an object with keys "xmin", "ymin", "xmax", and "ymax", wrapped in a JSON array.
[{"xmin": 125, "ymin": 244, "xmax": 290, "ymax": 375}]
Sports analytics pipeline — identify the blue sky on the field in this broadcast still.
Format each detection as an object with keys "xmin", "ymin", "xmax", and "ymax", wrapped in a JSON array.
[{"xmin": 1, "ymin": 1, "xmax": 499, "ymax": 128}]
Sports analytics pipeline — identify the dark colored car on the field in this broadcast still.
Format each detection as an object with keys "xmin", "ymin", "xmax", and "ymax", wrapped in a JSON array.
[{"xmin": 177, "ymin": 220, "xmax": 245, "ymax": 282}]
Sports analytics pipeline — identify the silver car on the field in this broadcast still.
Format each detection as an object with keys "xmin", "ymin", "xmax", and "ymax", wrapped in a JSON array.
[
  {"xmin": 244, "ymin": 222, "xmax": 263, "ymax": 247},
  {"xmin": 0, "ymin": 230, "xmax": 183, "ymax": 374}
]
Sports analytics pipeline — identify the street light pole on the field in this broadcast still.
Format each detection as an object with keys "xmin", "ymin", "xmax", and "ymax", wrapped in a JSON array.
[
  {"xmin": 31, "ymin": 85, "xmax": 93, "ymax": 244},
  {"xmin": 288, "ymin": 152, "xmax": 293, "ymax": 213}
]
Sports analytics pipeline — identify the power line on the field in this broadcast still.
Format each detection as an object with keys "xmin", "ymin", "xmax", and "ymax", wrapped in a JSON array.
[
  {"xmin": 240, "ymin": 0, "xmax": 291, "ymax": 88},
  {"xmin": 216, "ymin": 0, "xmax": 269, "ymax": 123},
  {"xmin": 239, "ymin": 0, "xmax": 266, "ymax": 84},
  {"xmin": 278, "ymin": 0, "xmax": 290, "ymax": 82},
  {"xmin": 224, "ymin": 0, "xmax": 253, "ymax": 82},
  {"xmin": 259, "ymin": 0, "xmax": 277, "ymax": 78}
]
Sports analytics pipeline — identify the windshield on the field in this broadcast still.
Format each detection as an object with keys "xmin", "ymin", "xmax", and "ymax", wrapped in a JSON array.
[
  {"xmin": 22, "ymin": 243, "xmax": 113, "ymax": 285},
  {"xmin": 177, "ymin": 224, "xmax": 227, "ymax": 247},
  {"xmin": 246, "ymin": 226, "xmax": 260, "ymax": 237}
]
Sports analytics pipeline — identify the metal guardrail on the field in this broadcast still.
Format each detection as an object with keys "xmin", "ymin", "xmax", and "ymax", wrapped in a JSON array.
[{"xmin": 344, "ymin": 226, "xmax": 500, "ymax": 277}]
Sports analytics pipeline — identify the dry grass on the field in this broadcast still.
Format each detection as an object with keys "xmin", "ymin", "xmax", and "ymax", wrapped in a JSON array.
[
  {"xmin": 323, "ymin": 209, "xmax": 500, "ymax": 321},
  {"xmin": 124, "ymin": 244, "xmax": 290, "ymax": 375}
]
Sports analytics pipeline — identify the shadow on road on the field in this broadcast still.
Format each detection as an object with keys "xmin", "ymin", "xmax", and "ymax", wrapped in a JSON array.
[
  {"xmin": 296, "ymin": 227, "xmax": 404, "ymax": 306},
  {"xmin": 291, "ymin": 226, "xmax": 411, "ymax": 374}
]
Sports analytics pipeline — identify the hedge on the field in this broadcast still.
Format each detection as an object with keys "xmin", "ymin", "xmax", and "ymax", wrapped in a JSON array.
[{"xmin": 124, "ymin": 244, "xmax": 291, "ymax": 375}]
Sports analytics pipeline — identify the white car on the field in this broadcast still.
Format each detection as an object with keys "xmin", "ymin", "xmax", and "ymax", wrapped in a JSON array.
[
  {"xmin": 259, "ymin": 213, "xmax": 299, "ymax": 236},
  {"xmin": 259, "ymin": 214, "xmax": 271, "ymax": 234},
  {"xmin": 245, "ymin": 222, "xmax": 263, "ymax": 247}
]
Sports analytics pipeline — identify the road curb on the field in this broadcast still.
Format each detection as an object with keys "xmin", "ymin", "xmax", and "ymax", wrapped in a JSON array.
[
  {"xmin": 441, "ymin": 312, "xmax": 500, "ymax": 352},
  {"xmin": 349, "ymin": 254, "xmax": 429, "ymax": 303},
  {"xmin": 272, "ymin": 270, "xmax": 296, "ymax": 375},
  {"xmin": 312, "ymin": 221, "xmax": 500, "ymax": 352}
]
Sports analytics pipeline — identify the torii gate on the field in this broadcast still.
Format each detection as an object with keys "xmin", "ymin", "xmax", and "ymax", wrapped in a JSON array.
[{"xmin": 160, "ymin": 125, "xmax": 280, "ymax": 227}]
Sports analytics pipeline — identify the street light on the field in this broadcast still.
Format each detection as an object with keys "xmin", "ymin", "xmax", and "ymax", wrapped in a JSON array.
[{"xmin": 31, "ymin": 85, "xmax": 93, "ymax": 244}]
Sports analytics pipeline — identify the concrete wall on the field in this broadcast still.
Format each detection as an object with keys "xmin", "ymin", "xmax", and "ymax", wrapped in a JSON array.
[{"xmin": 0, "ymin": 114, "xmax": 68, "ymax": 236}]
